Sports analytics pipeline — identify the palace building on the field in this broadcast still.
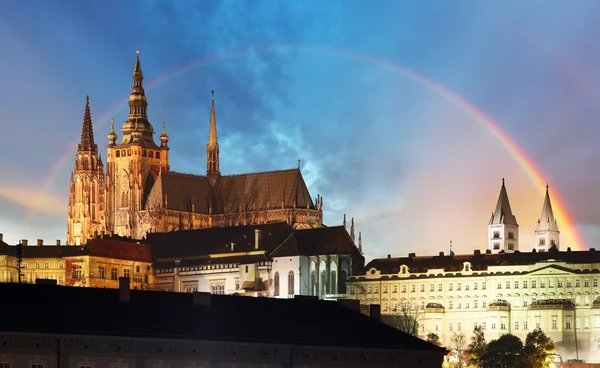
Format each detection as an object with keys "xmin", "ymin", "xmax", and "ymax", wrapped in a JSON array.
[
  {"xmin": 347, "ymin": 181, "xmax": 600, "ymax": 362},
  {"xmin": 67, "ymin": 51, "xmax": 323, "ymax": 245}
]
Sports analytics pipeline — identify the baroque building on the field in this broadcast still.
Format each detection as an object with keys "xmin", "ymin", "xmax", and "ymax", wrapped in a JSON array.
[
  {"xmin": 67, "ymin": 51, "xmax": 323, "ymax": 243},
  {"xmin": 347, "ymin": 183, "xmax": 600, "ymax": 362}
]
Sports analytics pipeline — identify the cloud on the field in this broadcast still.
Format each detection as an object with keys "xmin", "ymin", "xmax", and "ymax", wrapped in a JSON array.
[{"xmin": 0, "ymin": 187, "xmax": 65, "ymax": 217}]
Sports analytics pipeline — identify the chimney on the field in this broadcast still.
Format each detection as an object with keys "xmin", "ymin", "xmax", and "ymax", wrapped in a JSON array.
[
  {"xmin": 485, "ymin": 249, "xmax": 491, "ymax": 254},
  {"xmin": 387, "ymin": 254, "xmax": 391, "ymax": 259},
  {"xmin": 37, "ymin": 239, "xmax": 43, "ymax": 246},
  {"xmin": 369, "ymin": 304, "xmax": 381, "ymax": 322},
  {"xmin": 192, "ymin": 292, "xmax": 212, "ymax": 306},
  {"xmin": 591, "ymin": 248, "xmax": 596, "ymax": 252},
  {"xmin": 474, "ymin": 249, "xmax": 481, "ymax": 255},
  {"xmin": 0, "ymin": 233, "xmax": 3, "ymax": 242},
  {"xmin": 439, "ymin": 251, "xmax": 444, "ymax": 256},
  {"xmin": 255, "ymin": 229, "xmax": 262, "ymax": 250},
  {"xmin": 56, "ymin": 240, "xmax": 61, "ymax": 246},
  {"xmin": 408, "ymin": 252, "xmax": 416, "ymax": 258},
  {"xmin": 21, "ymin": 239, "xmax": 28, "ymax": 246},
  {"xmin": 338, "ymin": 299, "xmax": 361, "ymax": 312},
  {"xmin": 119, "ymin": 277, "xmax": 130, "ymax": 302}
]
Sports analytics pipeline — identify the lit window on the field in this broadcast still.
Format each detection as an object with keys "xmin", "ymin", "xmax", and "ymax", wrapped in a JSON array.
[
  {"xmin": 584, "ymin": 279, "xmax": 589, "ymax": 287},
  {"xmin": 532, "ymin": 280, "xmax": 537, "ymax": 288},
  {"xmin": 552, "ymin": 319, "xmax": 557, "ymax": 329},
  {"xmin": 449, "ymin": 284, "xmax": 453, "ymax": 291},
  {"xmin": 474, "ymin": 282, "xmax": 478, "ymax": 290},
  {"xmin": 576, "ymin": 279, "xmax": 580, "ymax": 287},
  {"xmin": 514, "ymin": 321, "xmax": 519, "ymax": 330}
]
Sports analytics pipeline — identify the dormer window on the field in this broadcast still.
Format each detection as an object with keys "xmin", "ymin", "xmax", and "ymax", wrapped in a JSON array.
[
  {"xmin": 539, "ymin": 238, "xmax": 546, "ymax": 245},
  {"xmin": 464, "ymin": 263, "xmax": 471, "ymax": 272},
  {"xmin": 400, "ymin": 265, "xmax": 408, "ymax": 274}
]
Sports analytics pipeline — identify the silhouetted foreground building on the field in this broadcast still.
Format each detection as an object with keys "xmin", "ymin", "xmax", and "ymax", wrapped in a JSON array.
[{"xmin": 0, "ymin": 282, "xmax": 445, "ymax": 367}]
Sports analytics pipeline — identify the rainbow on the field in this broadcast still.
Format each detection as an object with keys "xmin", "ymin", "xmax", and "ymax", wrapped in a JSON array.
[{"xmin": 24, "ymin": 44, "xmax": 586, "ymax": 249}]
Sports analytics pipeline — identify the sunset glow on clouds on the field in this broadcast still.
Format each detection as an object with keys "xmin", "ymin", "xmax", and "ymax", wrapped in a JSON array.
[{"xmin": 1, "ymin": 1, "xmax": 600, "ymax": 260}]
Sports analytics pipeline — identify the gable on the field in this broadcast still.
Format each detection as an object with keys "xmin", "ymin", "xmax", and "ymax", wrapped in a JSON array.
[{"xmin": 526, "ymin": 264, "xmax": 580, "ymax": 276}]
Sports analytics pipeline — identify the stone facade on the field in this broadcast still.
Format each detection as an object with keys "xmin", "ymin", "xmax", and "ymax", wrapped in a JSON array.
[{"xmin": 0, "ymin": 331, "xmax": 442, "ymax": 368}]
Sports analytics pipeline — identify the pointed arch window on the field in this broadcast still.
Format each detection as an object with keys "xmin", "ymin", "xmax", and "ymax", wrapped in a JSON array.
[
  {"xmin": 274, "ymin": 271, "xmax": 280, "ymax": 296},
  {"xmin": 288, "ymin": 271, "xmax": 294, "ymax": 298},
  {"xmin": 321, "ymin": 270, "xmax": 328, "ymax": 297},
  {"xmin": 331, "ymin": 271, "xmax": 337, "ymax": 295},
  {"xmin": 311, "ymin": 270, "xmax": 317, "ymax": 296},
  {"xmin": 339, "ymin": 270, "xmax": 348, "ymax": 294}
]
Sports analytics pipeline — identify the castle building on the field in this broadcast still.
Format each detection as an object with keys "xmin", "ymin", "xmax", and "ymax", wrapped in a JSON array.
[
  {"xmin": 67, "ymin": 51, "xmax": 323, "ymax": 244},
  {"xmin": 346, "ymin": 182, "xmax": 600, "ymax": 362}
]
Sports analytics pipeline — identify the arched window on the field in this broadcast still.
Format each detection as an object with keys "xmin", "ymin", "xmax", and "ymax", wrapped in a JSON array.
[
  {"xmin": 331, "ymin": 271, "xmax": 337, "ymax": 295},
  {"xmin": 311, "ymin": 270, "xmax": 317, "ymax": 296},
  {"xmin": 116, "ymin": 150, "xmax": 121, "ymax": 158},
  {"xmin": 339, "ymin": 270, "xmax": 348, "ymax": 294},
  {"xmin": 288, "ymin": 271, "xmax": 294, "ymax": 298},
  {"xmin": 321, "ymin": 270, "xmax": 328, "ymax": 297},
  {"xmin": 155, "ymin": 152, "xmax": 161, "ymax": 159},
  {"xmin": 274, "ymin": 272, "xmax": 280, "ymax": 296}
]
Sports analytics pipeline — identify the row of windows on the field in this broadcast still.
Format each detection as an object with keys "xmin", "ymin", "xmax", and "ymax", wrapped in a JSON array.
[
  {"xmin": 96, "ymin": 265, "xmax": 149, "ymax": 282},
  {"xmin": 353, "ymin": 277, "xmax": 600, "ymax": 295},
  {"xmin": 492, "ymin": 231, "xmax": 515, "ymax": 239},
  {"xmin": 115, "ymin": 149, "xmax": 161, "ymax": 159},
  {"xmin": 21, "ymin": 262, "xmax": 64, "ymax": 269},
  {"xmin": 273, "ymin": 271, "xmax": 295, "ymax": 298}
]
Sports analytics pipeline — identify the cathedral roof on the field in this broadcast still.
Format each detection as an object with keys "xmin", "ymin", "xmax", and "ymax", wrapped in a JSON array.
[
  {"xmin": 536, "ymin": 185, "xmax": 559, "ymax": 232},
  {"xmin": 146, "ymin": 168, "xmax": 315, "ymax": 214},
  {"xmin": 0, "ymin": 282, "xmax": 444, "ymax": 353},
  {"xmin": 270, "ymin": 226, "xmax": 362, "ymax": 258},
  {"xmin": 489, "ymin": 179, "xmax": 518, "ymax": 226},
  {"xmin": 357, "ymin": 246, "xmax": 600, "ymax": 276}
]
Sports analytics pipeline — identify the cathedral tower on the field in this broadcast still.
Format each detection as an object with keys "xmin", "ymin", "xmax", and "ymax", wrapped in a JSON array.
[
  {"xmin": 534, "ymin": 185, "xmax": 560, "ymax": 252},
  {"xmin": 67, "ymin": 96, "xmax": 105, "ymax": 245},
  {"xmin": 488, "ymin": 179, "xmax": 519, "ymax": 253},
  {"xmin": 105, "ymin": 50, "xmax": 169, "ymax": 237},
  {"xmin": 206, "ymin": 90, "xmax": 220, "ymax": 186}
]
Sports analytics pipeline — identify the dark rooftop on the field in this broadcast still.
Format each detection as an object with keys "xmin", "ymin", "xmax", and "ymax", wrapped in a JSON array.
[
  {"xmin": 0, "ymin": 283, "xmax": 443, "ymax": 352},
  {"xmin": 358, "ymin": 246, "xmax": 600, "ymax": 276}
]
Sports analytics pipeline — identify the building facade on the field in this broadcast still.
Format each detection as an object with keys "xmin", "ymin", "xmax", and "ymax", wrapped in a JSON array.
[
  {"xmin": 67, "ymin": 52, "xmax": 324, "ymax": 244},
  {"xmin": 0, "ymin": 282, "xmax": 446, "ymax": 368},
  {"xmin": 347, "ymin": 183, "xmax": 600, "ymax": 362}
]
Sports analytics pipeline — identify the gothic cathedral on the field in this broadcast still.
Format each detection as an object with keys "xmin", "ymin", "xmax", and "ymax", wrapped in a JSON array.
[{"xmin": 67, "ymin": 52, "xmax": 323, "ymax": 245}]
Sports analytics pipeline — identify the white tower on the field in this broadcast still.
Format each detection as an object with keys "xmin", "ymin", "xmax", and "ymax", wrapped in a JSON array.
[
  {"xmin": 488, "ymin": 179, "xmax": 519, "ymax": 253},
  {"xmin": 534, "ymin": 185, "xmax": 560, "ymax": 252}
]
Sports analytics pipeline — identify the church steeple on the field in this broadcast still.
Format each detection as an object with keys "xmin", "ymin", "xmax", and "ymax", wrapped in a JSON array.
[
  {"xmin": 206, "ymin": 89, "xmax": 220, "ymax": 186},
  {"xmin": 488, "ymin": 178, "xmax": 519, "ymax": 253},
  {"xmin": 68, "ymin": 96, "xmax": 105, "ymax": 245},
  {"xmin": 128, "ymin": 50, "xmax": 148, "ymax": 122},
  {"xmin": 79, "ymin": 96, "xmax": 96, "ymax": 152},
  {"xmin": 535, "ymin": 184, "xmax": 560, "ymax": 251}
]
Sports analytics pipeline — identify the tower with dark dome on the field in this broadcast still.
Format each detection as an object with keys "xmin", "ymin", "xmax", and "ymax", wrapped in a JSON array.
[{"xmin": 104, "ymin": 50, "xmax": 170, "ymax": 237}]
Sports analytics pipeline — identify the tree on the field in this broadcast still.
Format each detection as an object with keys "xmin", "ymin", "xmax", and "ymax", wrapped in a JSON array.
[
  {"xmin": 426, "ymin": 332, "xmax": 442, "ymax": 346},
  {"xmin": 385, "ymin": 301, "xmax": 424, "ymax": 336},
  {"xmin": 524, "ymin": 328, "xmax": 556, "ymax": 368},
  {"xmin": 468, "ymin": 325, "xmax": 487, "ymax": 368},
  {"xmin": 482, "ymin": 334, "xmax": 525, "ymax": 368},
  {"xmin": 450, "ymin": 332, "xmax": 468, "ymax": 368}
]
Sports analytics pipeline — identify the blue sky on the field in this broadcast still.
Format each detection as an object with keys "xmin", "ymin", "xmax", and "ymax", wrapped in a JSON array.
[{"xmin": 1, "ymin": 0, "xmax": 600, "ymax": 259}]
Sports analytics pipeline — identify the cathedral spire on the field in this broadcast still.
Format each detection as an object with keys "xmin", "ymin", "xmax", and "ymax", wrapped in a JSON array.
[
  {"xmin": 535, "ymin": 184, "xmax": 560, "ymax": 250},
  {"xmin": 206, "ymin": 89, "xmax": 220, "ymax": 186},
  {"xmin": 128, "ymin": 50, "xmax": 148, "ymax": 122},
  {"xmin": 79, "ymin": 96, "xmax": 96, "ymax": 152},
  {"xmin": 489, "ymin": 178, "xmax": 518, "ymax": 226},
  {"xmin": 488, "ymin": 178, "xmax": 519, "ymax": 253}
]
